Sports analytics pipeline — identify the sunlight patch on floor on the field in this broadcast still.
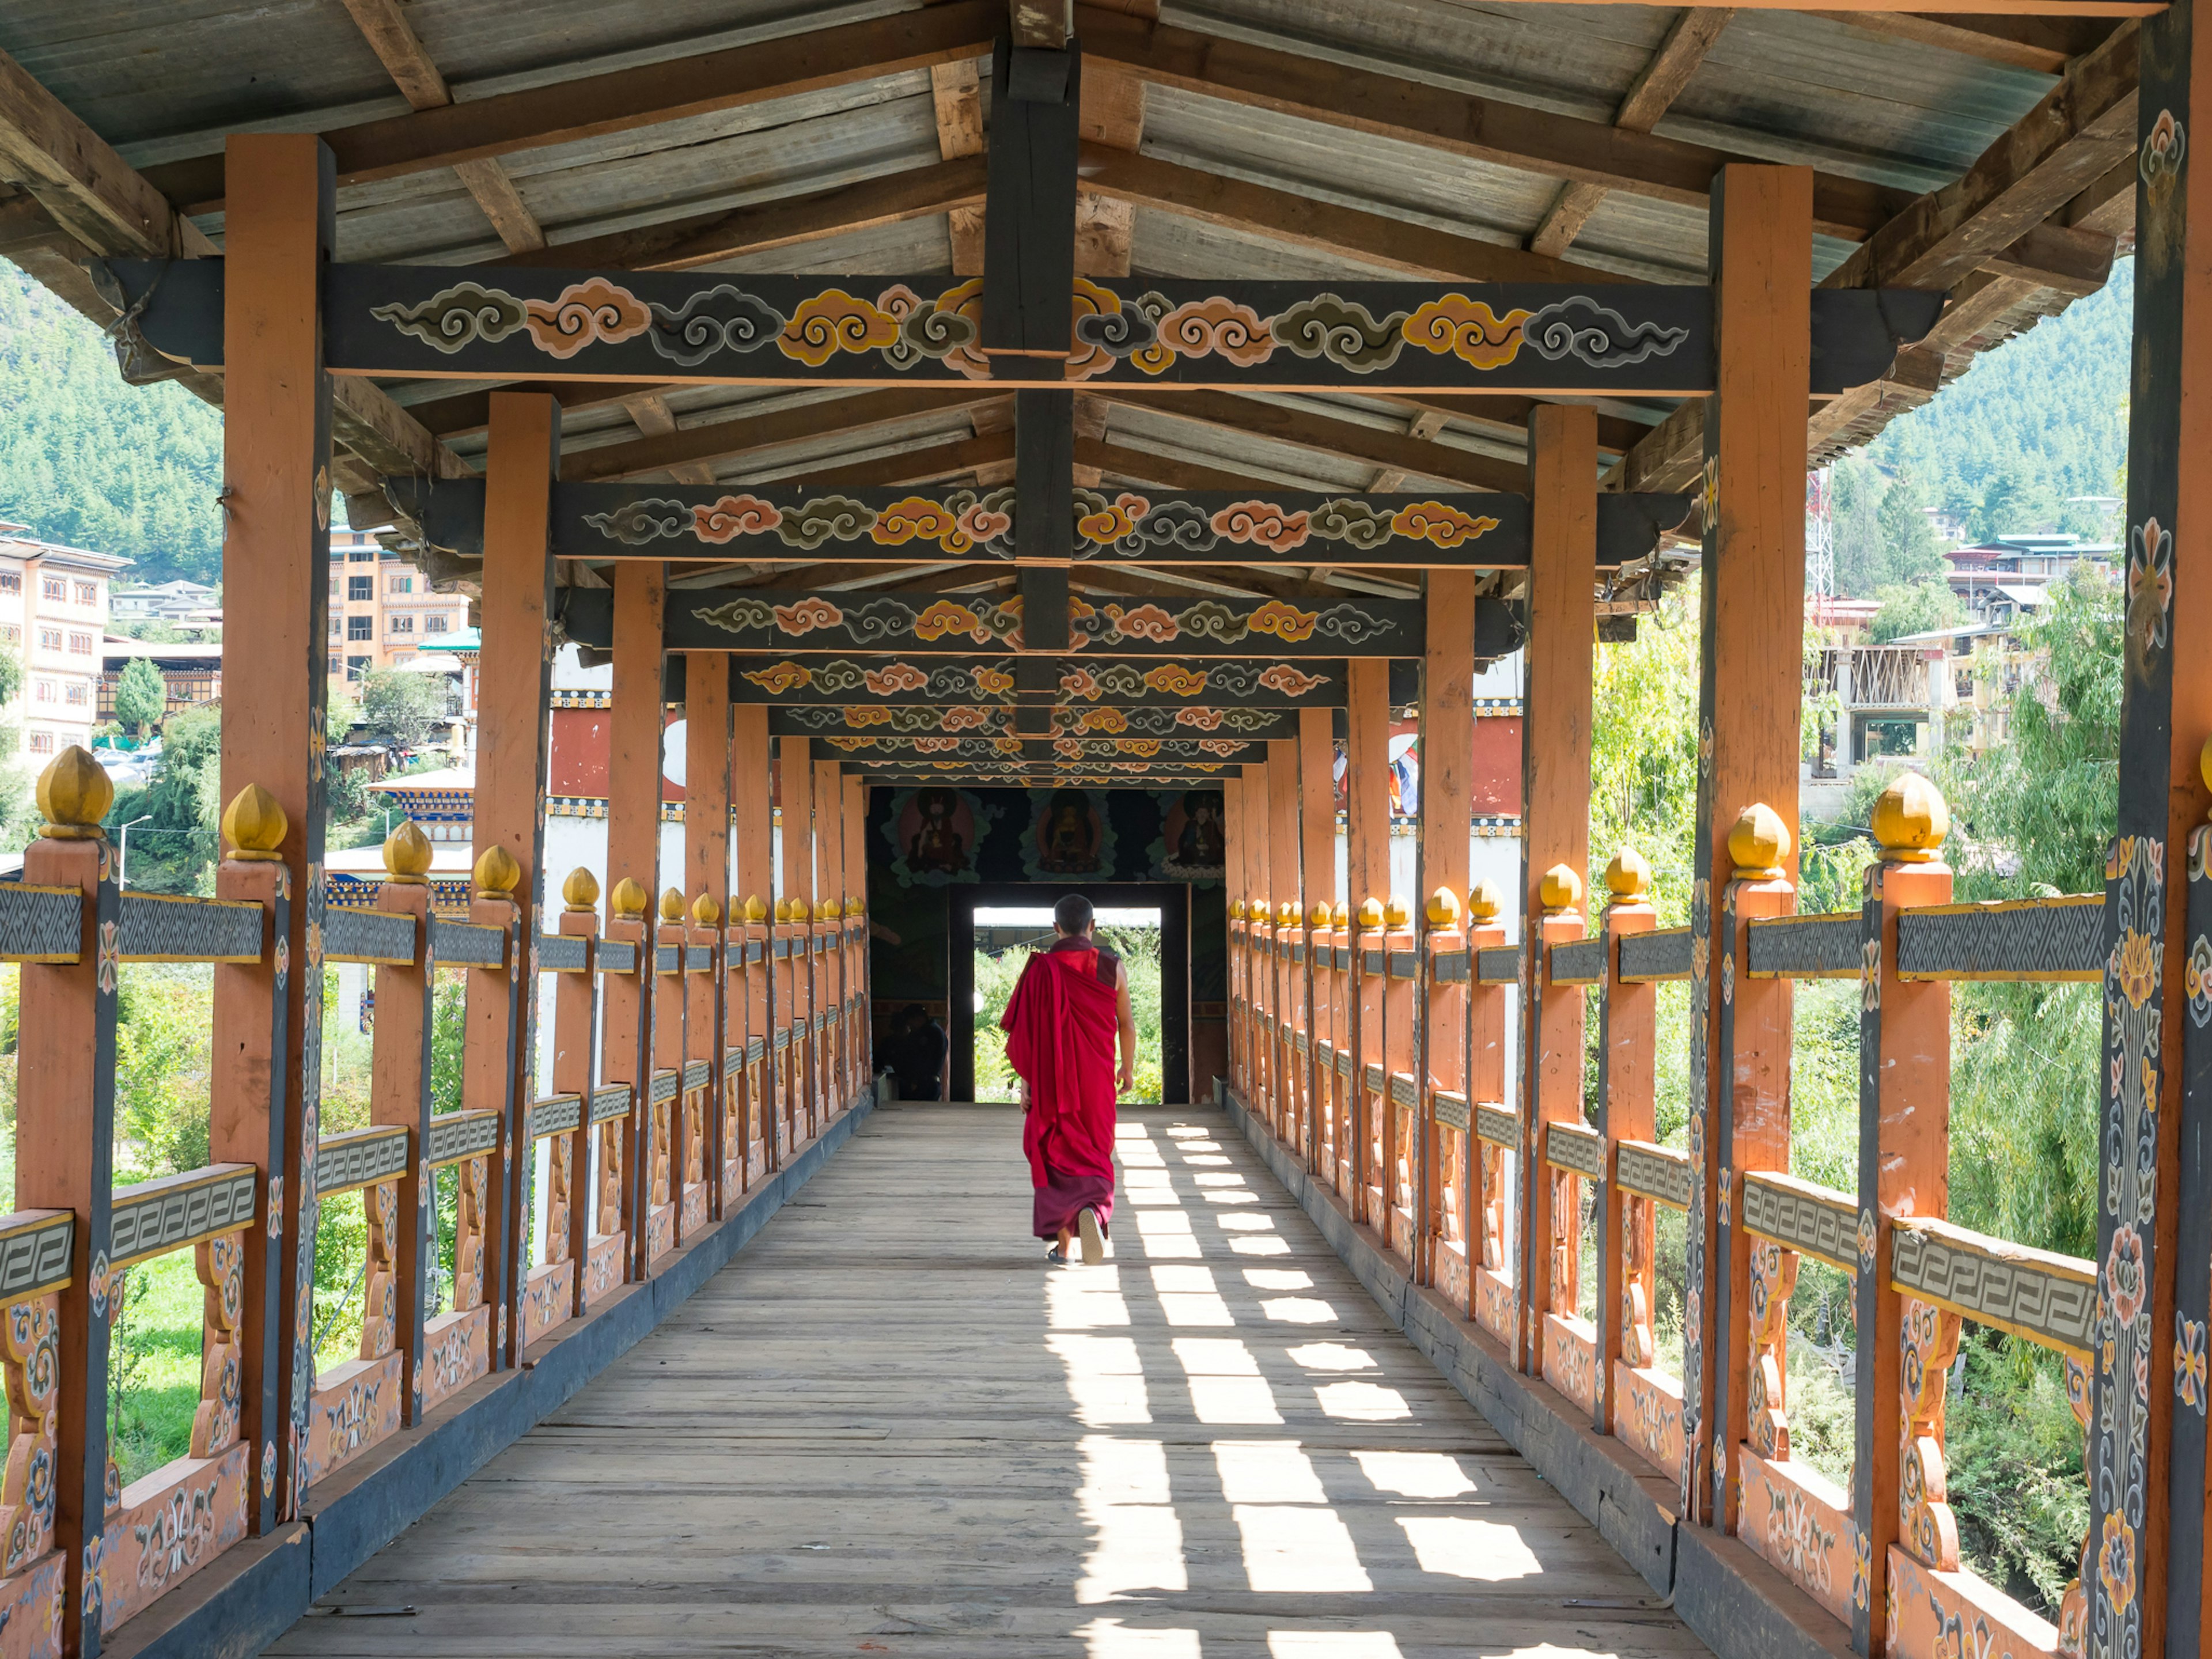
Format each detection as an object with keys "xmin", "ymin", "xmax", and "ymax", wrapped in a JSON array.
[
  {"xmin": 1081, "ymin": 1622, "xmax": 1200, "ymax": 1657},
  {"xmin": 1288, "ymin": 1342, "xmax": 1377, "ymax": 1372},
  {"xmin": 1353, "ymin": 1449, "xmax": 1475, "ymax": 1498},
  {"xmin": 1233, "ymin": 1504, "xmax": 1373, "ymax": 1592},
  {"xmin": 1259, "ymin": 1296, "xmax": 1339, "ymax": 1323},
  {"xmin": 1214, "ymin": 1440, "xmax": 1328, "ymax": 1505},
  {"xmin": 1150, "ymin": 1264, "xmax": 1234, "ymax": 1327},
  {"xmin": 1315, "ymin": 1381, "xmax": 1411, "ymax": 1421},
  {"xmin": 1051, "ymin": 1334, "xmax": 1150, "ymax": 1426},
  {"xmin": 1077, "ymin": 1435, "xmax": 1187, "ymax": 1604},
  {"xmin": 1132, "ymin": 1209, "xmax": 1200, "ymax": 1259},
  {"xmin": 1396, "ymin": 1516, "xmax": 1543, "ymax": 1581},
  {"xmin": 1265, "ymin": 1636, "xmax": 1403, "ymax": 1657}
]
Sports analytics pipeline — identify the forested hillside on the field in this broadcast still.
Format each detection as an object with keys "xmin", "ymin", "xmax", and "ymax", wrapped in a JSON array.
[
  {"xmin": 1864, "ymin": 261, "xmax": 2133, "ymax": 543},
  {"xmin": 0, "ymin": 263, "xmax": 225, "ymax": 582}
]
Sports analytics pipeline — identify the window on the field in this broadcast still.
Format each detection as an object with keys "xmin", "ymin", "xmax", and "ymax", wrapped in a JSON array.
[
  {"xmin": 347, "ymin": 616, "xmax": 373, "ymax": 641},
  {"xmin": 65, "ymin": 683, "xmax": 87, "ymax": 706},
  {"xmin": 27, "ymin": 732, "xmax": 52, "ymax": 756},
  {"xmin": 349, "ymin": 550, "xmax": 375, "ymax": 562},
  {"xmin": 74, "ymin": 581, "xmax": 95, "ymax": 606},
  {"xmin": 0, "ymin": 572, "xmax": 19, "ymax": 593},
  {"xmin": 41, "ymin": 577, "xmax": 64, "ymax": 601},
  {"xmin": 348, "ymin": 576, "xmax": 373, "ymax": 602},
  {"xmin": 389, "ymin": 615, "xmax": 414, "ymax": 635},
  {"xmin": 36, "ymin": 629, "xmax": 59, "ymax": 652},
  {"xmin": 389, "ymin": 575, "xmax": 412, "ymax": 594},
  {"xmin": 68, "ymin": 633, "xmax": 91, "ymax": 656},
  {"xmin": 425, "ymin": 613, "xmax": 450, "ymax": 634},
  {"xmin": 329, "ymin": 615, "xmax": 343, "ymax": 636},
  {"xmin": 346, "ymin": 655, "xmax": 372, "ymax": 681},
  {"xmin": 0, "ymin": 626, "xmax": 18, "ymax": 646},
  {"xmin": 33, "ymin": 680, "xmax": 54, "ymax": 703}
]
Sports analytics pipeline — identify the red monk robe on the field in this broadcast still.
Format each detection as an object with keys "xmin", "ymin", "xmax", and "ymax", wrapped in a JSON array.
[{"xmin": 1001, "ymin": 935, "xmax": 1122, "ymax": 1245}]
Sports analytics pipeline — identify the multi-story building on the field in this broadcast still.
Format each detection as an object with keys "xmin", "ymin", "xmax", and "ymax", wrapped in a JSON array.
[
  {"xmin": 0, "ymin": 521, "xmax": 129, "ymax": 760},
  {"xmin": 327, "ymin": 528, "xmax": 467, "ymax": 679},
  {"xmin": 99, "ymin": 640, "xmax": 224, "ymax": 724}
]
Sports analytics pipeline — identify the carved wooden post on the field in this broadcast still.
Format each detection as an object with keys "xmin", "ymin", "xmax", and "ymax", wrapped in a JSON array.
[
  {"xmin": 16, "ymin": 753, "xmax": 120, "ymax": 1649},
  {"xmin": 1712, "ymin": 806, "xmax": 1795, "ymax": 1533},
  {"xmin": 844, "ymin": 775, "xmax": 870, "ymax": 1097},
  {"xmin": 600, "ymin": 878, "xmax": 649, "ymax": 1286},
  {"xmin": 1225, "ymin": 779, "xmax": 1244, "ymax": 1099},
  {"xmin": 1298, "ymin": 706, "xmax": 1334, "ymax": 1164},
  {"xmin": 1419, "ymin": 566, "xmax": 1476, "ymax": 1287},
  {"xmin": 1594, "ymin": 850, "xmax": 1657, "ymax": 1437},
  {"xmin": 686, "ymin": 895, "xmax": 721, "ymax": 1232},
  {"xmin": 685, "ymin": 654, "xmax": 732, "ymax": 1212},
  {"xmin": 1422, "ymin": 887, "xmax": 1468, "ymax": 1294},
  {"xmin": 1522, "ymin": 866, "xmax": 1586, "ymax": 1378},
  {"xmin": 1266, "ymin": 741, "xmax": 1298, "ymax": 1138},
  {"xmin": 815, "ymin": 758, "xmax": 846, "ymax": 1116},
  {"xmin": 1468, "ymin": 882, "xmax": 1513, "ymax": 1340},
  {"xmin": 1690, "ymin": 161, "xmax": 1813, "ymax": 1529},
  {"xmin": 2175, "ymin": 739, "xmax": 2212, "ymax": 1656},
  {"xmin": 369, "ymin": 824, "xmax": 434, "ymax": 1420},
  {"xmin": 1852, "ymin": 775, "xmax": 1952, "ymax": 1654},
  {"xmin": 1347, "ymin": 657, "xmax": 1390, "ymax": 1221},
  {"xmin": 653, "ymin": 887, "xmax": 689, "ymax": 1255},
  {"xmin": 552, "ymin": 871, "xmax": 601, "ymax": 1316},
  {"xmin": 216, "ymin": 131, "xmax": 332, "ymax": 1537},
  {"xmin": 461, "ymin": 847, "xmax": 525, "ymax": 1367},
  {"xmin": 2123, "ymin": 9, "xmax": 2212, "ymax": 1652},
  {"xmin": 781, "ymin": 737, "xmax": 815, "ymax": 1141},
  {"xmin": 1354, "ymin": 896, "xmax": 1388, "ymax": 1226},
  {"xmin": 1381, "ymin": 897, "xmax": 1418, "ymax": 1263},
  {"xmin": 733, "ymin": 704, "xmax": 774, "ymax": 1172},
  {"xmin": 607, "ymin": 565, "xmax": 665, "ymax": 1279}
]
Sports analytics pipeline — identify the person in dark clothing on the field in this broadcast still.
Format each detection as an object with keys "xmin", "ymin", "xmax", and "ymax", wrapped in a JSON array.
[{"xmin": 888, "ymin": 1003, "xmax": 947, "ymax": 1101}]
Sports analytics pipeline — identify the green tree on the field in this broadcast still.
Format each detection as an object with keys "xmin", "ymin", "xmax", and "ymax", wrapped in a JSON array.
[
  {"xmin": 1876, "ymin": 471, "xmax": 1947, "ymax": 587},
  {"xmin": 107, "ymin": 704, "xmax": 222, "ymax": 892},
  {"xmin": 359, "ymin": 670, "xmax": 449, "ymax": 755},
  {"xmin": 0, "ymin": 645, "xmax": 21, "ymax": 709},
  {"xmin": 113, "ymin": 658, "xmax": 168, "ymax": 737},
  {"xmin": 1828, "ymin": 458, "xmax": 1889, "ymax": 597},
  {"xmin": 1868, "ymin": 580, "xmax": 1963, "ymax": 643}
]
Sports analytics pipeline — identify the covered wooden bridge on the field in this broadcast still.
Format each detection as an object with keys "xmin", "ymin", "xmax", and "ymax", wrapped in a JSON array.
[{"xmin": 0, "ymin": 0, "xmax": 2202, "ymax": 1655}]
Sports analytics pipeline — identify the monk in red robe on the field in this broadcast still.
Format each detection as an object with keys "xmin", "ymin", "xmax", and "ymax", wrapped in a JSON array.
[{"xmin": 1000, "ymin": 893, "xmax": 1138, "ymax": 1264}]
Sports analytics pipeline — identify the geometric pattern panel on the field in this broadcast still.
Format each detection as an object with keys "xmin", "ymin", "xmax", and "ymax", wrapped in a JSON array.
[
  {"xmin": 1744, "ymin": 912, "xmax": 1861, "ymax": 980},
  {"xmin": 650, "ymin": 1070, "xmax": 680, "ymax": 1104},
  {"xmin": 315, "ymin": 1126, "xmax": 411, "ymax": 1196},
  {"xmin": 596, "ymin": 940, "xmax": 638, "ymax": 975},
  {"xmin": 1550, "ymin": 937, "xmax": 1605, "ymax": 985},
  {"xmin": 431, "ymin": 918, "xmax": 507, "ymax": 968},
  {"xmin": 1389, "ymin": 1073, "xmax": 1416, "ymax": 1109},
  {"xmin": 1889, "ymin": 1217, "xmax": 2094, "ymax": 1357},
  {"xmin": 528, "ymin": 1094, "xmax": 584, "ymax": 1139},
  {"xmin": 1544, "ymin": 1120, "xmax": 1604, "ymax": 1179},
  {"xmin": 1431, "ymin": 1090, "xmax": 1471, "ymax": 1132},
  {"xmin": 1615, "ymin": 1140, "xmax": 1694, "ymax": 1209},
  {"xmin": 1618, "ymin": 927, "xmax": 1692, "ymax": 983},
  {"xmin": 1739, "ymin": 1171, "xmax": 1857, "ymax": 1272},
  {"xmin": 425, "ymin": 1109, "xmax": 501, "ymax": 1168},
  {"xmin": 0, "ymin": 883, "xmax": 82, "ymax": 963},
  {"xmin": 535, "ymin": 934, "xmax": 589, "ymax": 972},
  {"xmin": 1431, "ymin": 950, "xmax": 1469, "ymax": 983},
  {"xmin": 1364, "ymin": 1063, "xmax": 1385, "ymax": 1094},
  {"xmin": 1476, "ymin": 946, "xmax": 1521, "ymax": 985},
  {"xmin": 746, "ymin": 1037, "xmax": 766, "ymax": 1063},
  {"xmin": 0, "ymin": 1210, "xmax": 73, "ymax": 1300},
  {"xmin": 110, "ymin": 1164, "xmax": 257, "ymax": 1268},
  {"xmin": 686, "ymin": 946, "xmax": 714, "ymax": 971},
  {"xmin": 325, "ymin": 908, "xmax": 416, "ymax": 965},
  {"xmin": 1388, "ymin": 950, "xmax": 1419, "ymax": 980},
  {"xmin": 684, "ymin": 1061, "xmax": 712, "ymax": 1091},
  {"xmin": 116, "ymin": 892, "xmax": 263, "ymax": 961},
  {"xmin": 1895, "ymin": 895, "xmax": 2104, "ymax": 981},
  {"xmin": 1475, "ymin": 1104, "xmax": 1521, "ymax": 1147},
  {"xmin": 656, "ymin": 945, "xmax": 681, "ymax": 974},
  {"xmin": 724, "ymin": 1047, "xmax": 744, "ymax": 1077},
  {"xmin": 589, "ymin": 1085, "xmax": 634, "ymax": 1124},
  {"xmin": 1361, "ymin": 949, "xmax": 1385, "ymax": 975}
]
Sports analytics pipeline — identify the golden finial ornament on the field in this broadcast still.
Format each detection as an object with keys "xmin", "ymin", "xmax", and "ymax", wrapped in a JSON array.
[
  {"xmin": 219, "ymin": 782, "xmax": 286, "ymax": 861},
  {"xmin": 1357, "ymin": 896, "xmax": 1384, "ymax": 930},
  {"xmin": 1308, "ymin": 900, "xmax": 1332, "ymax": 929},
  {"xmin": 1729, "ymin": 803, "xmax": 1792, "ymax": 880},
  {"xmin": 1426, "ymin": 887, "xmax": 1461, "ymax": 928},
  {"xmin": 1280, "ymin": 900, "xmax": 1301, "ymax": 927},
  {"xmin": 658, "ymin": 886, "xmax": 685, "ymax": 922},
  {"xmin": 474, "ymin": 844, "xmax": 522, "ymax": 899},
  {"xmin": 37, "ymin": 747, "xmax": 115, "ymax": 841},
  {"xmin": 691, "ymin": 892, "xmax": 722, "ymax": 927},
  {"xmin": 1467, "ymin": 879, "xmax": 1501, "ymax": 922},
  {"xmin": 562, "ymin": 867, "xmax": 600, "ymax": 912},
  {"xmin": 1539, "ymin": 864, "xmax": 1583, "ymax": 915},
  {"xmin": 1331, "ymin": 900, "xmax": 1349, "ymax": 929},
  {"xmin": 1230, "ymin": 899, "xmax": 1246, "ymax": 922},
  {"xmin": 1871, "ymin": 774, "xmax": 1949, "ymax": 865},
  {"xmin": 381, "ymin": 819, "xmax": 432, "ymax": 884},
  {"xmin": 774, "ymin": 896, "xmax": 791, "ymax": 924},
  {"xmin": 1606, "ymin": 846, "xmax": 1653, "ymax": 902},
  {"xmin": 742, "ymin": 893, "xmax": 768, "ymax": 924},
  {"xmin": 610, "ymin": 877, "xmax": 649, "ymax": 919},
  {"xmin": 1384, "ymin": 896, "xmax": 1411, "ymax": 929},
  {"xmin": 819, "ymin": 898, "xmax": 840, "ymax": 922}
]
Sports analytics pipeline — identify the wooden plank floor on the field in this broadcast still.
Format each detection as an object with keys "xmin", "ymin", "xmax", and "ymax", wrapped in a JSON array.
[{"xmin": 268, "ymin": 1104, "xmax": 1707, "ymax": 1657}]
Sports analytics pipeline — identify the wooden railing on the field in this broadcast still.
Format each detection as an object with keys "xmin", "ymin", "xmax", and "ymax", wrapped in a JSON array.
[
  {"xmin": 0, "ymin": 748, "xmax": 870, "ymax": 1656},
  {"xmin": 1226, "ymin": 771, "xmax": 2107, "ymax": 1659}
]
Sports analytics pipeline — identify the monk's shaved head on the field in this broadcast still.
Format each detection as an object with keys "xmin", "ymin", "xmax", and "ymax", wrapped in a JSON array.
[{"xmin": 1053, "ymin": 894, "xmax": 1094, "ymax": 936}]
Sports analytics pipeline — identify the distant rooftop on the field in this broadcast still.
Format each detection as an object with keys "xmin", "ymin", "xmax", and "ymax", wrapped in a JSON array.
[{"xmin": 0, "ymin": 522, "xmax": 134, "ymax": 573}]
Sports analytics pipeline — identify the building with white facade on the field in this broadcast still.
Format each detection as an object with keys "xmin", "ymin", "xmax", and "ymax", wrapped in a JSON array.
[{"xmin": 0, "ymin": 521, "xmax": 129, "ymax": 760}]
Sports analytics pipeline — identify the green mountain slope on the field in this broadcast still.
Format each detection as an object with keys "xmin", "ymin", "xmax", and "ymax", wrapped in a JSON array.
[{"xmin": 0, "ymin": 263, "xmax": 225, "ymax": 583}]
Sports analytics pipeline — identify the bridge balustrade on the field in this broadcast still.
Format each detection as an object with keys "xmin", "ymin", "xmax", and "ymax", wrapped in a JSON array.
[
  {"xmin": 1225, "ymin": 771, "xmax": 2110, "ymax": 1659},
  {"xmin": 0, "ymin": 751, "xmax": 867, "ymax": 1654}
]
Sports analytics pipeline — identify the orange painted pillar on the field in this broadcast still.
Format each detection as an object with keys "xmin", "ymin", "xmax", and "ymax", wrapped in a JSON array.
[
  {"xmin": 607, "ymin": 564, "xmax": 665, "ymax": 1281},
  {"xmin": 1267, "ymin": 739, "xmax": 1299, "ymax": 1138},
  {"xmin": 474, "ymin": 391, "xmax": 558, "ymax": 1366},
  {"xmin": 16, "ymin": 762, "xmax": 120, "ymax": 1647},
  {"xmin": 844, "ymin": 774, "xmax": 870, "ymax": 1092},
  {"xmin": 1419, "ymin": 571, "xmax": 1476, "ymax": 1287},
  {"xmin": 779, "ymin": 737, "xmax": 813, "ymax": 1141},
  {"xmin": 1224, "ymin": 777, "xmax": 1245, "ymax": 1098},
  {"xmin": 550, "ymin": 872, "xmax": 599, "ymax": 1317},
  {"xmin": 213, "ymin": 131, "xmax": 334, "ymax": 1534},
  {"xmin": 1518, "ymin": 403, "xmax": 1596, "ymax": 1378},
  {"xmin": 732, "ymin": 705, "xmax": 773, "ymax": 1173},
  {"xmin": 1243, "ymin": 759, "xmax": 1268, "ymax": 1112},
  {"xmin": 370, "ymin": 831, "xmax": 435, "ymax": 1412},
  {"xmin": 1297, "ymin": 707, "xmax": 1334, "ymax": 1164},
  {"xmin": 815, "ymin": 757, "xmax": 844, "ymax": 1115},
  {"xmin": 1686, "ymin": 163, "xmax": 1812, "ymax": 1529},
  {"xmin": 1344, "ymin": 659, "xmax": 1390, "ymax": 1222},
  {"xmin": 685, "ymin": 655, "xmax": 732, "ymax": 1210},
  {"xmin": 1593, "ymin": 850, "xmax": 1657, "ymax": 1438}
]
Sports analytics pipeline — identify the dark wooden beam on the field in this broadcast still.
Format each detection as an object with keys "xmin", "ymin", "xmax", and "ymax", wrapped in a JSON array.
[
  {"xmin": 1073, "ymin": 2, "xmax": 1912, "ymax": 241},
  {"xmin": 142, "ymin": 1, "xmax": 1003, "ymax": 214}
]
